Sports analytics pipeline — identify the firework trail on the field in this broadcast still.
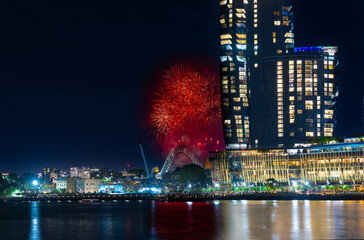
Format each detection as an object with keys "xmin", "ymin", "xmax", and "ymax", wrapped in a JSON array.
[{"xmin": 148, "ymin": 64, "xmax": 224, "ymax": 154}]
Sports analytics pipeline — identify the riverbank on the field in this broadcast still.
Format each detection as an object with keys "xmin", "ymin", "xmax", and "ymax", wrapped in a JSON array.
[{"xmin": 1, "ymin": 192, "xmax": 364, "ymax": 202}]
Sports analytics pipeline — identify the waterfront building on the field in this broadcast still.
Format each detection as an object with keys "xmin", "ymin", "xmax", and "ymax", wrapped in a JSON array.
[
  {"xmin": 138, "ymin": 187, "xmax": 162, "ymax": 194},
  {"xmin": 98, "ymin": 184, "xmax": 124, "ymax": 194},
  {"xmin": 210, "ymin": 141, "xmax": 364, "ymax": 187},
  {"xmin": 83, "ymin": 178, "xmax": 101, "ymax": 193},
  {"xmin": 261, "ymin": 47, "xmax": 339, "ymax": 147},
  {"xmin": 66, "ymin": 178, "xmax": 84, "ymax": 193},
  {"xmin": 56, "ymin": 178, "xmax": 67, "ymax": 191}
]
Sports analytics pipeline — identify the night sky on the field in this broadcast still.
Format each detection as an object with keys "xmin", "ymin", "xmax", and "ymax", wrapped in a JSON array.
[{"xmin": 1, "ymin": 0, "xmax": 363, "ymax": 173}]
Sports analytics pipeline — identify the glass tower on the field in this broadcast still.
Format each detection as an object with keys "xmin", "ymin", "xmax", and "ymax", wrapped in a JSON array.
[
  {"xmin": 219, "ymin": 0, "xmax": 250, "ymax": 150},
  {"xmin": 219, "ymin": 0, "xmax": 338, "ymax": 149},
  {"xmin": 219, "ymin": 0, "xmax": 294, "ymax": 149}
]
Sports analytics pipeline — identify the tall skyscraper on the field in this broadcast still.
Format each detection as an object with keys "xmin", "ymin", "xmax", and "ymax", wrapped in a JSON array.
[
  {"xmin": 219, "ymin": 0, "xmax": 338, "ymax": 149},
  {"xmin": 219, "ymin": 0, "xmax": 251, "ymax": 150}
]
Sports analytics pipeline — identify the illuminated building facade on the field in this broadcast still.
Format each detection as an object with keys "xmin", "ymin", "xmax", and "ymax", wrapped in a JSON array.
[
  {"xmin": 261, "ymin": 47, "xmax": 339, "ymax": 147},
  {"xmin": 219, "ymin": 0, "xmax": 250, "ymax": 150},
  {"xmin": 83, "ymin": 178, "xmax": 101, "ymax": 193},
  {"xmin": 56, "ymin": 178, "xmax": 67, "ymax": 190},
  {"xmin": 219, "ymin": 0, "xmax": 295, "ymax": 149},
  {"xmin": 98, "ymin": 184, "xmax": 124, "ymax": 194},
  {"xmin": 66, "ymin": 178, "xmax": 84, "ymax": 193},
  {"xmin": 210, "ymin": 141, "xmax": 364, "ymax": 187}
]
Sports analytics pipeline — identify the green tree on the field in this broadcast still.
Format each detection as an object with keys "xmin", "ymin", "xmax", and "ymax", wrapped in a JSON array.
[
  {"xmin": 42, "ymin": 177, "xmax": 51, "ymax": 186},
  {"xmin": 179, "ymin": 164, "xmax": 207, "ymax": 187},
  {"xmin": 0, "ymin": 174, "xmax": 9, "ymax": 196},
  {"xmin": 310, "ymin": 136, "xmax": 343, "ymax": 145},
  {"xmin": 20, "ymin": 172, "xmax": 38, "ymax": 190},
  {"xmin": 128, "ymin": 169, "xmax": 146, "ymax": 177},
  {"xmin": 7, "ymin": 173, "xmax": 19, "ymax": 183},
  {"xmin": 265, "ymin": 178, "xmax": 279, "ymax": 192}
]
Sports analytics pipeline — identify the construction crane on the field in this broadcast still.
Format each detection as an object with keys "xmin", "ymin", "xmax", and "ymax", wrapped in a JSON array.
[{"xmin": 137, "ymin": 137, "xmax": 150, "ymax": 178}]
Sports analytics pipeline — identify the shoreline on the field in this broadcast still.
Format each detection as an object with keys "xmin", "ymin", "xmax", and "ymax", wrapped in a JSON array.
[{"xmin": 1, "ymin": 192, "xmax": 364, "ymax": 202}]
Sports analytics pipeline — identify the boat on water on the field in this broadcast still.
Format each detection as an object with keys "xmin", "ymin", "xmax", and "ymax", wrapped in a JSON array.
[{"xmin": 79, "ymin": 199, "xmax": 100, "ymax": 204}]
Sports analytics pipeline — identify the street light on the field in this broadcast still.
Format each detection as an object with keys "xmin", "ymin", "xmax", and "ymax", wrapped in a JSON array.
[{"xmin": 32, "ymin": 180, "xmax": 39, "ymax": 187}]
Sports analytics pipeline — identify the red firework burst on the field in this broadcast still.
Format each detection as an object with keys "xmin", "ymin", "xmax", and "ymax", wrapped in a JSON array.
[{"xmin": 148, "ymin": 64, "xmax": 223, "ymax": 152}]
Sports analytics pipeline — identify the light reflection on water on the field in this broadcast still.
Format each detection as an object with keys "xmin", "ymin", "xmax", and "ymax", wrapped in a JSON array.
[
  {"xmin": 30, "ymin": 202, "xmax": 41, "ymax": 240},
  {"xmin": 219, "ymin": 200, "xmax": 364, "ymax": 240},
  {"xmin": 0, "ymin": 200, "xmax": 363, "ymax": 240}
]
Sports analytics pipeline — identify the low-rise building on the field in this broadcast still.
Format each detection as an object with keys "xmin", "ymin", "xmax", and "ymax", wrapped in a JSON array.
[
  {"xmin": 210, "ymin": 141, "xmax": 364, "ymax": 187},
  {"xmin": 1, "ymin": 173, "xmax": 9, "ymax": 178},
  {"xmin": 83, "ymin": 178, "xmax": 101, "ymax": 193},
  {"xmin": 56, "ymin": 178, "xmax": 67, "ymax": 191},
  {"xmin": 67, "ymin": 178, "xmax": 84, "ymax": 193},
  {"xmin": 98, "ymin": 184, "xmax": 124, "ymax": 194}
]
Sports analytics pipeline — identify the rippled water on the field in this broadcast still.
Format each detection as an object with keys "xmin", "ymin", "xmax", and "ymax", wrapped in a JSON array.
[{"xmin": 0, "ymin": 200, "xmax": 363, "ymax": 240}]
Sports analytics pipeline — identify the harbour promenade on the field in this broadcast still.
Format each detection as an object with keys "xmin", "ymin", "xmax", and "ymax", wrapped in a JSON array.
[{"xmin": 2, "ymin": 192, "xmax": 364, "ymax": 202}]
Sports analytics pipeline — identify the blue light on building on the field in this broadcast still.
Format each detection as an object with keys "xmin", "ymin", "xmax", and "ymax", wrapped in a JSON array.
[
  {"xmin": 138, "ymin": 187, "xmax": 161, "ymax": 194},
  {"xmin": 98, "ymin": 184, "xmax": 124, "ymax": 194}
]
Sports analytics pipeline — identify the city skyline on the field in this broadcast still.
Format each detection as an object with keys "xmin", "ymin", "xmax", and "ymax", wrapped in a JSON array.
[{"xmin": 1, "ymin": 0, "xmax": 363, "ymax": 173}]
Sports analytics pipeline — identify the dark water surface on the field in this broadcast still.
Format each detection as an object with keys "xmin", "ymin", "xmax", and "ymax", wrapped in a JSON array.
[{"xmin": 0, "ymin": 200, "xmax": 363, "ymax": 240}]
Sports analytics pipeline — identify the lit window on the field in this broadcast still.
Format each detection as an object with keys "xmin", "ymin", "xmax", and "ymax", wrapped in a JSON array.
[
  {"xmin": 220, "ymin": 34, "xmax": 232, "ymax": 39},
  {"xmin": 236, "ymin": 33, "xmax": 247, "ymax": 39},
  {"xmin": 305, "ymin": 101, "xmax": 314, "ymax": 110},
  {"xmin": 306, "ymin": 132, "xmax": 314, "ymax": 137},
  {"xmin": 221, "ymin": 40, "xmax": 232, "ymax": 45},
  {"xmin": 236, "ymin": 39, "xmax": 247, "ymax": 44}
]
